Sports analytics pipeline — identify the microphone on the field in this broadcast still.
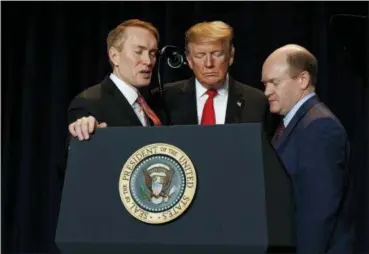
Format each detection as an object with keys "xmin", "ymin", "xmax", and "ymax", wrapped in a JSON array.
[
  {"xmin": 157, "ymin": 45, "xmax": 187, "ymax": 95},
  {"xmin": 167, "ymin": 52, "xmax": 186, "ymax": 69},
  {"xmin": 156, "ymin": 45, "xmax": 187, "ymax": 125},
  {"xmin": 158, "ymin": 45, "xmax": 187, "ymax": 69}
]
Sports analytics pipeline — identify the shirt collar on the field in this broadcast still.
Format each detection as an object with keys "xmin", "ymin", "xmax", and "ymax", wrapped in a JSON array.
[
  {"xmin": 195, "ymin": 74, "xmax": 229, "ymax": 100},
  {"xmin": 109, "ymin": 73, "xmax": 138, "ymax": 106},
  {"xmin": 283, "ymin": 92, "xmax": 316, "ymax": 127}
]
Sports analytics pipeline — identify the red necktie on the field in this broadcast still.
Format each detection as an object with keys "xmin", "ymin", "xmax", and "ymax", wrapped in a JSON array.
[
  {"xmin": 201, "ymin": 89, "xmax": 218, "ymax": 125},
  {"xmin": 275, "ymin": 122, "xmax": 285, "ymax": 140},
  {"xmin": 136, "ymin": 95, "xmax": 162, "ymax": 126}
]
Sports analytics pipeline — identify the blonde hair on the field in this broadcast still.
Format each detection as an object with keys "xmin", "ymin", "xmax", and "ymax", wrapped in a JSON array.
[
  {"xmin": 185, "ymin": 21, "xmax": 233, "ymax": 54},
  {"xmin": 107, "ymin": 19, "xmax": 159, "ymax": 52}
]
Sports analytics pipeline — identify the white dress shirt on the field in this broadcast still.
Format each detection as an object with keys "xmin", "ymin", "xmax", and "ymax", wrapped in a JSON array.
[
  {"xmin": 196, "ymin": 76, "xmax": 229, "ymax": 124},
  {"xmin": 109, "ymin": 73, "xmax": 147, "ymax": 126}
]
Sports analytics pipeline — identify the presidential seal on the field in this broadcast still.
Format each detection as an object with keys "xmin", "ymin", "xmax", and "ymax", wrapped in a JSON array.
[{"xmin": 118, "ymin": 143, "xmax": 197, "ymax": 224}]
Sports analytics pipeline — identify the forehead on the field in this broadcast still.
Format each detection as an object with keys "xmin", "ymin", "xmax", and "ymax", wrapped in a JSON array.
[
  {"xmin": 262, "ymin": 56, "xmax": 290, "ymax": 80},
  {"xmin": 188, "ymin": 39, "xmax": 226, "ymax": 52},
  {"xmin": 123, "ymin": 26, "xmax": 158, "ymax": 48}
]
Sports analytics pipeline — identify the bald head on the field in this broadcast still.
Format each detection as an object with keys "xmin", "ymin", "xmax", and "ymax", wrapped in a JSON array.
[
  {"xmin": 264, "ymin": 44, "xmax": 318, "ymax": 87},
  {"xmin": 262, "ymin": 44, "xmax": 318, "ymax": 116}
]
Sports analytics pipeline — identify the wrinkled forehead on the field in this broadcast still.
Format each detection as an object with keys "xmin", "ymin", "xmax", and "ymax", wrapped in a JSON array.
[
  {"xmin": 123, "ymin": 26, "xmax": 158, "ymax": 48},
  {"xmin": 187, "ymin": 38, "xmax": 229, "ymax": 53}
]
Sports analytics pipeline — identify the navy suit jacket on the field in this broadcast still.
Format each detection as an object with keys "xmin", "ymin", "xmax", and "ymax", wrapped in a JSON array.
[{"xmin": 272, "ymin": 95, "xmax": 354, "ymax": 254}]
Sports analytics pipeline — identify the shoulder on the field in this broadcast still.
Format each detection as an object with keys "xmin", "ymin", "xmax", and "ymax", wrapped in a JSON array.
[
  {"xmin": 231, "ymin": 78, "xmax": 268, "ymax": 108},
  {"xmin": 300, "ymin": 105, "xmax": 348, "ymax": 147},
  {"xmin": 75, "ymin": 82, "xmax": 105, "ymax": 100},
  {"xmin": 69, "ymin": 80, "xmax": 106, "ymax": 110},
  {"xmin": 303, "ymin": 103, "xmax": 345, "ymax": 133},
  {"xmin": 163, "ymin": 79, "xmax": 190, "ymax": 90},
  {"xmin": 234, "ymin": 79, "xmax": 266, "ymax": 98},
  {"xmin": 157, "ymin": 78, "xmax": 190, "ymax": 91},
  {"xmin": 150, "ymin": 78, "xmax": 191, "ymax": 97}
]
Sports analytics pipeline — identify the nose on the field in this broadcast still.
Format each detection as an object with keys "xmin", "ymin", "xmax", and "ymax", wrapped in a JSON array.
[
  {"xmin": 205, "ymin": 55, "xmax": 214, "ymax": 68},
  {"xmin": 264, "ymin": 83, "xmax": 273, "ymax": 97},
  {"xmin": 142, "ymin": 52, "xmax": 154, "ymax": 66}
]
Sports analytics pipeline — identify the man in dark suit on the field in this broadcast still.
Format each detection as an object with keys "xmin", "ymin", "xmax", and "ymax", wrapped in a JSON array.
[
  {"xmin": 68, "ymin": 19, "xmax": 162, "ymax": 140},
  {"xmin": 262, "ymin": 44, "xmax": 354, "ymax": 253},
  {"xmin": 153, "ymin": 21, "xmax": 276, "ymax": 136},
  {"xmin": 69, "ymin": 20, "xmax": 277, "ymax": 138}
]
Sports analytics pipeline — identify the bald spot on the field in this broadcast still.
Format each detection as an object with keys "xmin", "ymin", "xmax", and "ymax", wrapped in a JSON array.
[{"xmin": 263, "ymin": 44, "xmax": 317, "ymax": 85}]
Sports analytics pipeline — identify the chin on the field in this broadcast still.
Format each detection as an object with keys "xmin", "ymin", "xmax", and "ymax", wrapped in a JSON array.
[
  {"xmin": 136, "ymin": 81, "xmax": 151, "ymax": 87},
  {"xmin": 269, "ymin": 107, "xmax": 279, "ymax": 114},
  {"xmin": 201, "ymin": 79, "xmax": 222, "ymax": 87}
]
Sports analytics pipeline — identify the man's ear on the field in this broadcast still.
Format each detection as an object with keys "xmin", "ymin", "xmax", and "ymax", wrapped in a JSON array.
[
  {"xmin": 108, "ymin": 47, "xmax": 120, "ymax": 67},
  {"xmin": 229, "ymin": 45, "xmax": 235, "ymax": 66},
  {"xmin": 299, "ymin": 71, "xmax": 310, "ymax": 90}
]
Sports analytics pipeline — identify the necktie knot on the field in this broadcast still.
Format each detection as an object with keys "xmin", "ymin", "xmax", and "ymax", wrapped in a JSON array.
[
  {"xmin": 206, "ymin": 89, "xmax": 218, "ymax": 98},
  {"xmin": 136, "ymin": 95, "xmax": 145, "ymax": 106}
]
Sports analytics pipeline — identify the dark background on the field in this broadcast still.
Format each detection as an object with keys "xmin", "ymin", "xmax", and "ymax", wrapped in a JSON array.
[{"xmin": 2, "ymin": 1, "xmax": 368, "ymax": 253}]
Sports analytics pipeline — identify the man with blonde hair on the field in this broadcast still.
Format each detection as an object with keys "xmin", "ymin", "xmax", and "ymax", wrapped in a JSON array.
[
  {"xmin": 156, "ymin": 21, "xmax": 274, "ymax": 135},
  {"xmin": 68, "ymin": 19, "xmax": 163, "ymax": 140}
]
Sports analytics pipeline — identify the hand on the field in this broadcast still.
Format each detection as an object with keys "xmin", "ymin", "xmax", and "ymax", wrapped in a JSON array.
[{"xmin": 68, "ymin": 116, "xmax": 107, "ymax": 140}]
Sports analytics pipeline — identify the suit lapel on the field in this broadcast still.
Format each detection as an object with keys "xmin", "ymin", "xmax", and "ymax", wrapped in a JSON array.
[
  {"xmin": 180, "ymin": 77, "xmax": 198, "ymax": 125},
  {"xmin": 225, "ymin": 77, "xmax": 245, "ymax": 124},
  {"xmin": 273, "ymin": 95, "xmax": 320, "ymax": 150},
  {"xmin": 102, "ymin": 76, "xmax": 143, "ymax": 126}
]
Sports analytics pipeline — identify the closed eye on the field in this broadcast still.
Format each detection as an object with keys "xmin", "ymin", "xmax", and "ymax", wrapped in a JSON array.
[{"xmin": 195, "ymin": 53, "xmax": 205, "ymax": 58}]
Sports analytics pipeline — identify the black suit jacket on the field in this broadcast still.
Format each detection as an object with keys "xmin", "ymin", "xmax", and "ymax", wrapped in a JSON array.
[
  {"xmin": 151, "ymin": 76, "xmax": 279, "ymax": 138},
  {"xmin": 68, "ymin": 75, "xmax": 156, "ymax": 127},
  {"xmin": 60, "ymin": 75, "xmax": 158, "ymax": 176}
]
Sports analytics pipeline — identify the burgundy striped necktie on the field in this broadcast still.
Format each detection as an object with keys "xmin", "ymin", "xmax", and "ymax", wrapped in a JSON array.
[{"xmin": 275, "ymin": 122, "xmax": 285, "ymax": 140}]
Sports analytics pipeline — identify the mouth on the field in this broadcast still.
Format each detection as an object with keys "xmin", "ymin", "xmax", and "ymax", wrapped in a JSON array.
[
  {"xmin": 139, "ymin": 70, "xmax": 152, "ymax": 78},
  {"xmin": 203, "ymin": 72, "xmax": 217, "ymax": 77}
]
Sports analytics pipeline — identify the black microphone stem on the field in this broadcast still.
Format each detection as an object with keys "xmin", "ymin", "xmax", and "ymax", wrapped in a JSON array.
[{"xmin": 157, "ymin": 53, "xmax": 172, "ymax": 125}]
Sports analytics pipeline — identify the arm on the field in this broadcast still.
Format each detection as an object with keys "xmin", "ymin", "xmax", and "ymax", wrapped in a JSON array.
[
  {"xmin": 67, "ymin": 95, "xmax": 106, "ymax": 140},
  {"xmin": 68, "ymin": 95, "xmax": 95, "ymax": 125},
  {"xmin": 295, "ymin": 118, "xmax": 349, "ymax": 253}
]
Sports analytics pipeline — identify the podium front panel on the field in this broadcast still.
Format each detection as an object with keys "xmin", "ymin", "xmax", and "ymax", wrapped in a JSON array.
[{"xmin": 56, "ymin": 124, "xmax": 291, "ymax": 253}]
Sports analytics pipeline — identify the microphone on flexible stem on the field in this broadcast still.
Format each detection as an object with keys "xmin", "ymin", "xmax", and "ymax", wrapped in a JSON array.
[
  {"xmin": 157, "ymin": 45, "xmax": 187, "ymax": 96},
  {"xmin": 157, "ymin": 45, "xmax": 187, "ymax": 125}
]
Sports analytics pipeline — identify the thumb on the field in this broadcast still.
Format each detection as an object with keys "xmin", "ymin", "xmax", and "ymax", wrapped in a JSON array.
[{"xmin": 97, "ymin": 122, "xmax": 107, "ymax": 128}]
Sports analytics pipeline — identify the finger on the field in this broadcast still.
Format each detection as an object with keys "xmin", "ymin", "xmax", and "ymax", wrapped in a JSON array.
[
  {"xmin": 68, "ymin": 123, "xmax": 77, "ymax": 137},
  {"xmin": 87, "ymin": 116, "xmax": 97, "ymax": 133},
  {"xmin": 80, "ymin": 118, "xmax": 90, "ymax": 140},
  {"xmin": 75, "ymin": 120, "xmax": 85, "ymax": 141},
  {"xmin": 97, "ymin": 122, "xmax": 107, "ymax": 128}
]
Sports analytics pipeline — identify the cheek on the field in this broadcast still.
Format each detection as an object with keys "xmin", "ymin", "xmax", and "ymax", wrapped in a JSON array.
[
  {"xmin": 278, "ymin": 89, "xmax": 292, "ymax": 107},
  {"xmin": 216, "ymin": 60, "xmax": 229, "ymax": 72},
  {"xmin": 191, "ymin": 61, "xmax": 204, "ymax": 72}
]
